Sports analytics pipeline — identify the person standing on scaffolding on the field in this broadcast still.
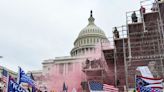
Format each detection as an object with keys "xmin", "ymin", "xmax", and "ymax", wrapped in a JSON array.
[
  {"xmin": 113, "ymin": 27, "xmax": 119, "ymax": 38},
  {"xmin": 131, "ymin": 11, "xmax": 138, "ymax": 22},
  {"xmin": 140, "ymin": 6, "xmax": 146, "ymax": 14},
  {"xmin": 140, "ymin": 6, "xmax": 146, "ymax": 22},
  {"xmin": 140, "ymin": 6, "xmax": 145, "ymax": 16}
]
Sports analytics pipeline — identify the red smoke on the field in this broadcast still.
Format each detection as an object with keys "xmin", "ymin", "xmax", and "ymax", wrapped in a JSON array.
[
  {"xmin": 46, "ymin": 62, "xmax": 85, "ymax": 92},
  {"xmin": 45, "ymin": 42, "xmax": 112, "ymax": 92}
]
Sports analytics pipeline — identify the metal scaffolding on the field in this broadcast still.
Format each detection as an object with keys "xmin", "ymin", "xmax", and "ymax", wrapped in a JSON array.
[
  {"xmin": 112, "ymin": 25, "xmax": 128, "ymax": 91},
  {"xmin": 82, "ymin": 1, "xmax": 164, "ymax": 91},
  {"xmin": 125, "ymin": 0, "xmax": 164, "ymax": 90}
]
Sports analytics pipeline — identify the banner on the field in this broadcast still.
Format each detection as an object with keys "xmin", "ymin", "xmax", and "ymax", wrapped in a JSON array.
[{"xmin": 7, "ymin": 76, "xmax": 26, "ymax": 92}]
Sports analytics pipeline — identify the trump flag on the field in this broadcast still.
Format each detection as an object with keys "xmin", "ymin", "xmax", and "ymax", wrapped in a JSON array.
[
  {"xmin": 7, "ymin": 76, "xmax": 26, "ymax": 92},
  {"xmin": 17, "ymin": 67, "xmax": 36, "ymax": 87}
]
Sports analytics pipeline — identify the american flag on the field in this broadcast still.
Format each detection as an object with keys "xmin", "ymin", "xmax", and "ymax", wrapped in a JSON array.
[
  {"xmin": 103, "ymin": 84, "xmax": 118, "ymax": 92},
  {"xmin": 2, "ymin": 69, "xmax": 8, "ymax": 92},
  {"xmin": 2, "ymin": 69, "xmax": 8, "ymax": 83},
  {"xmin": 88, "ymin": 81, "xmax": 118, "ymax": 92}
]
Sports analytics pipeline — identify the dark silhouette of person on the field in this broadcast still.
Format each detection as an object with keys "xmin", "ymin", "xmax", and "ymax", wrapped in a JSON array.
[
  {"xmin": 0, "ymin": 87, "xmax": 2, "ymax": 92},
  {"xmin": 131, "ymin": 11, "xmax": 138, "ymax": 22},
  {"xmin": 84, "ymin": 59, "xmax": 90, "ymax": 69},
  {"xmin": 117, "ymin": 79, "xmax": 120, "ymax": 86},
  {"xmin": 81, "ymin": 81, "xmax": 87, "ymax": 90},
  {"xmin": 140, "ymin": 6, "xmax": 146, "ymax": 21},
  {"xmin": 63, "ymin": 82, "xmax": 68, "ymax": 92},
  {"xmin": 140, "ymin": 6, "xmax": 146, "ymax": 15},
  {"xmin": 86, "ymin": 59, "xmax": 90, "ymax": 64},
  {"xmin": 113, "ymin": 27, "xmax": 119, "ymax": 38}
]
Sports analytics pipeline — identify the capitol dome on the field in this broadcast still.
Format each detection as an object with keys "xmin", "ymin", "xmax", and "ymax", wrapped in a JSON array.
[{"xmin": 71, "ymin": 10, "xmax": 109, "ymax": 56}]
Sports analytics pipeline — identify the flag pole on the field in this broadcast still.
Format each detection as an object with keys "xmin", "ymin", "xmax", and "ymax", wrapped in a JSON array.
[
  {"xmin": 6, "ymin": 73, "xmax": 9, "ymax": 92},
  {"xmin": 134, "ymin": 74, "xmax": 137, "ymax": 92},
  {"xmin": 17, "ymin": 66, "xmax": 20, "ymax": 84},
  {"xmin": 88, "ymin": 81, "xmax": 91, "ymax": 92}
]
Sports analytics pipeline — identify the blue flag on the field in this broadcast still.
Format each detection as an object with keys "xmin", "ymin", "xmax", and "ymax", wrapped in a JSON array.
[
  {"xmin": 63, "ymin": 82, "xmax": 68, "ymax": 92},
  {"xmin": 17, "ymin": 67, "xmax": 35, "ymax": 87},
  {"xmin": 7, "ymin": 76, "xmax": 26, "ymax": 92}
]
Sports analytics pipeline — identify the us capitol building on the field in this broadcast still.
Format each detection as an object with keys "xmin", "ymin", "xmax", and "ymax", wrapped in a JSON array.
[
  {"xmin": 30, "ymin": 11, "xmax": 110, "ymax": 92},
  {"xmin": 70, "ymin": 11, "xmax": 109, "ymax": 57}
]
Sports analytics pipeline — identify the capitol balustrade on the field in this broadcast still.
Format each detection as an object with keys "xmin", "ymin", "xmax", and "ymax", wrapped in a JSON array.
[{"xmin": 82, "ymin": 59, "xmax": 103, "ymax": 72}]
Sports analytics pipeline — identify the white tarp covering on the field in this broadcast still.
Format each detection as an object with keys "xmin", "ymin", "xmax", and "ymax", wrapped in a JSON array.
[{"xmin": 136, "ymin": 66, "xmax": 154, "ymax": 78}]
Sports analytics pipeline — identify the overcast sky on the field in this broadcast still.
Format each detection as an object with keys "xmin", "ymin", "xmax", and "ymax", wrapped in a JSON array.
[{"xmin": 0, "ymin": 0, "xmax": 141, "ymax": 72}]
